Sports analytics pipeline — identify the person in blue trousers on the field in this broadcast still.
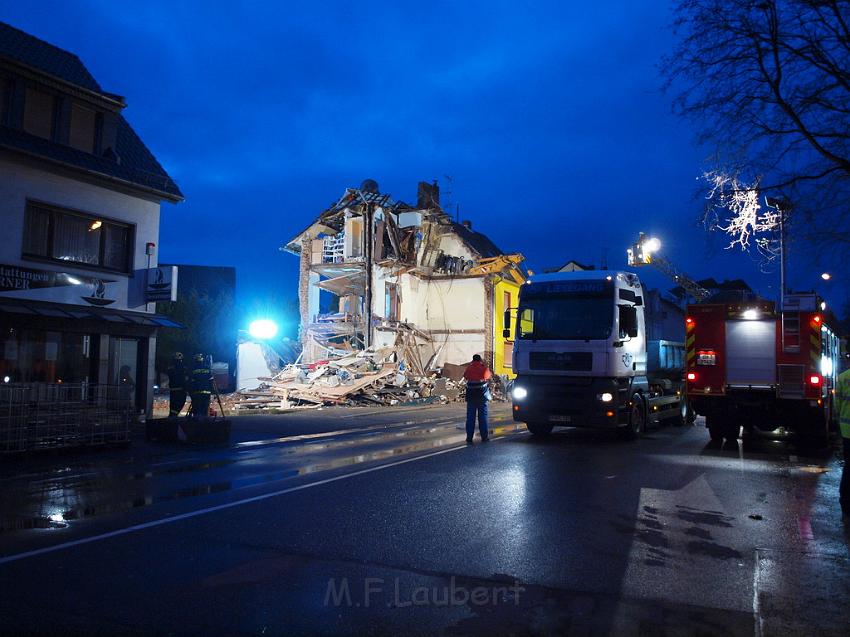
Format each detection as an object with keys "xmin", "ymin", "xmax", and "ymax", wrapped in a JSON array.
[{"xmin": 464, "ymin": 354, "xmax": 493, "ymax": 443}]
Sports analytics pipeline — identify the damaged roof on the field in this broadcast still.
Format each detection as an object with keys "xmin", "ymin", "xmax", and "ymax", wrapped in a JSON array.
[
  {"xmin": 448, "ymin": 221, "xmax": 504, "ymax": 259},
  {"xmin": 282, "ymin": 183, "xmax": 512, "ymax": 264},
  {"xmin": 283, "ymin": 187, "xmax": 414, "ymax": 253},
  {"xmin": 0, "ymin": 21, "xmax": 183, "ymax": 201}
]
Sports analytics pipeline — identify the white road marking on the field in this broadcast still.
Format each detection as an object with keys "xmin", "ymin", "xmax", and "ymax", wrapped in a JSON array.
[
  {"xmin": 753, "ymin": 548, "xmax": 763, "ymax": 637},
  {"xmin": 621, "ymin": 475, "xmax": 746, "ymax": 610},
  {"xmin": 0, "ymin": 443, "xmax": 471, "ymax": 566}
]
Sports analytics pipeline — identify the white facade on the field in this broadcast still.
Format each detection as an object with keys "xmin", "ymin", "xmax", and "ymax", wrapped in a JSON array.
[
  {"xmin": 0, "ymin": 157, "xmax": 161, "ymax": 309},
  {"xmin": 0, "ymin": 21, "xmax": 182, "ymax": 424}
]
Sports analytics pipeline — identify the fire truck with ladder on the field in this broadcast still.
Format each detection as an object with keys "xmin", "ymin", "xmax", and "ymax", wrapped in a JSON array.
[{"xmin": 629, "ymin": 233, "xmax": 841, "ymax": 446}]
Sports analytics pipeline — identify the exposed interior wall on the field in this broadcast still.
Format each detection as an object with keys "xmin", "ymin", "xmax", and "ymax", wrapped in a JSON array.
[
  {"xmin": 416, "ymin": 277, "xmax": 486, "ymax": 366},
  {"xmin": 436, "ymin": 232, "xmax": 476, "ymax": 261},
  {"xmin": 344, "ymin": 216, "xmax": 363, "ymax": 259}
]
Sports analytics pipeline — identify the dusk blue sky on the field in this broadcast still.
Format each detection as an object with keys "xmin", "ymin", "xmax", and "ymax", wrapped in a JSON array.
[{"xmin": 2, "ymin": 1, "xmax": 845, "ymax": 330}]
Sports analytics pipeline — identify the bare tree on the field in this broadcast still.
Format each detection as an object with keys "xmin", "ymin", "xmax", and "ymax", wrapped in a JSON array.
[{"xmin": 664, "ymin": 0, "xmax": 850, "ymax": 265}]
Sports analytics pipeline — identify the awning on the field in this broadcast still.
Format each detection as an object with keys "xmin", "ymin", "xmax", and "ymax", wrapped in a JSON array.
[{"xmin": 0, "ymin": 297, "xmax": 184, "ymax": 328}]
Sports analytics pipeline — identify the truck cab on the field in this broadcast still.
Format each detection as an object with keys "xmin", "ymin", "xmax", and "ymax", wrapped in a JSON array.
[{"xmin": 508, "ymin": 271, "xmax": 685, "ymax": 437}]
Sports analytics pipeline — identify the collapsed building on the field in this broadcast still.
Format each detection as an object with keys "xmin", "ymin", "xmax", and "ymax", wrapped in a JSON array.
[{"xmin": 281, "ymin": 180, "xmax": 525, "ymax": 379}]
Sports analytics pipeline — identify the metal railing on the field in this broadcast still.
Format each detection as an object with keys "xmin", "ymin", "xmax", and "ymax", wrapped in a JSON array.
[{"xmin": 0, "ymin": 384, "xmax": 134, "ymax": 453}]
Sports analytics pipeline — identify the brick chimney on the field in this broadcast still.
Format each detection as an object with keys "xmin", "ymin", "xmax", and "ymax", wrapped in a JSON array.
[{"xmin": 417, "ymin": 180, "xmax": 440, "ymax": 209}]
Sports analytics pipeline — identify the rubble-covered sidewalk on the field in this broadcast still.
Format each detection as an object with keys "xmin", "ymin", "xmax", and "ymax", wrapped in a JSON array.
[{"xmin": 230, "ymin": 343, "xmax": 507, "ymax": 411}]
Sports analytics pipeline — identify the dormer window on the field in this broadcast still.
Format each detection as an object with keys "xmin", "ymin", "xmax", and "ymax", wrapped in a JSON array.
[
  {"xmin": 23, "ymin": 87, "xmax": 56, "ymax": 140},
  {"xmin": 69, "ymin": 102, "xmax": 97, "ymax": 153},
  {"xmin": 0, "ymin": 77, "xmax": 10, "ymax": 126}
]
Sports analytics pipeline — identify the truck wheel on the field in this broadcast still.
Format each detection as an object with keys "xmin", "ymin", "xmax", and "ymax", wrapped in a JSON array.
[
  {"xmin": 673, "ymin": 398, "xmax": 688, "ymax": 427},
  {"xmin": 526, "ymin": 422, "xmax": 553, "ymax": 436},
  {"xmin": 686, "ymin": 402, "xmax": 697, "ymax": 424},
  {"xmin": 799, "ymin": 411, "xmax": 830, "ymax": 450},
  {"xmin": 706, "ymin": 416, "xmax": 724, "ymax": 442},
  {"xmin": 619, "ymin": 394, "xmax": 645, "ymax": 440}
]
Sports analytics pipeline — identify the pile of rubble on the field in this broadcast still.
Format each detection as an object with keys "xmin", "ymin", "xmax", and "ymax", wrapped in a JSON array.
[{"xmin": 233, "ymin": 344, "xmax": 505, "ymax": 411}]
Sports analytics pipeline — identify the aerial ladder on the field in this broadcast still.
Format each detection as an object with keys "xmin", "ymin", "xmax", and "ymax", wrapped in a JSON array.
[{"xmin": 626, "ymin": 233, "xmax": 711, "ymax": 302}]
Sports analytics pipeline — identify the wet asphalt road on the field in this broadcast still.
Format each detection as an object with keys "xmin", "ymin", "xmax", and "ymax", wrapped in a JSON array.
[{"xmin": 0, "ymin": 403, "xmax": 849, "ymax": 636}]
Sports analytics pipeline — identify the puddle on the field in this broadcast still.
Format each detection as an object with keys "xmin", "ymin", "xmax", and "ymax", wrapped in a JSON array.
[{"xmin": 1, "ymin": 421, "xmax": 523, "ymax": 533}]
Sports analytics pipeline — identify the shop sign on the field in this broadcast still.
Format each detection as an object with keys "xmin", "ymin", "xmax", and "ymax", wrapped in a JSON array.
[
  {"xmin": 0, "ymin": 263, "xmax": 115, "ymax": 306},
  {"xmin": 145, "ymin": 266, "xmax": 178, "ymax": 302}
]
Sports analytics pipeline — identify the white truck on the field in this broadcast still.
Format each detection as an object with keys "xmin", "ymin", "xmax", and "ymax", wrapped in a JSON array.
[{"xmin": 505, "ymin": 270, "xmax": 690, "ymax": 437}]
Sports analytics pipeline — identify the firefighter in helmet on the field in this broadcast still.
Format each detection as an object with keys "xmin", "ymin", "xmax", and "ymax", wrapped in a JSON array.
[
  {"xmin": 167, "ymin": 352, "xmax": 188, "ymax": 418},
  {"xmin": 190, "ymin": 353, "xmax": 213, "ymax": 419},
  {"xmin": 837, "ymin": 361, "xmax": 850, "ymax": 518}
]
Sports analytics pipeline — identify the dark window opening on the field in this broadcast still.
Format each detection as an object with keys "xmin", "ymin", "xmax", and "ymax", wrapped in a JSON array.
[
  {"xmin": 23, "ymin": 87, "xmax": 56, "ymax": 140},
  {"xmin": 0, "ymin": 328, "xmax": 94, "ymax": 384},
  {"xmin": 69, "ymin": 102, "xmax": 97, "ymax": 153},
  {"xmin": 22, "ymin": 201, "xmax": 134, "ymax": 273},
  {"xmin": 0, "ymin": 77, "xmax": 10, "ymax": 126},
  {"xmin": 385, "ymin": 283, "xmax": 399, "ymax": 321}
]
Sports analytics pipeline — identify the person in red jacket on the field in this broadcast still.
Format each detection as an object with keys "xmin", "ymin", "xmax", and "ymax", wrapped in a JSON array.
[{"xmin": 463, "ymin": 354, "xmax": 493, "ymax": 443}]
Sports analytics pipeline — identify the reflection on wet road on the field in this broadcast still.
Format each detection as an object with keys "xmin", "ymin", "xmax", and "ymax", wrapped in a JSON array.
[
  {"xmin": 0, "ymin": 407, "xmax": 523, "ymax": 534},
  {"xmin": 1, "ymin": 404, "xmax": 848, "ymax": 636}
]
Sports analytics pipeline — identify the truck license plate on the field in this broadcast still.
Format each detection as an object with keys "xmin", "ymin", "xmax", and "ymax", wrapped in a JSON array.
[
  {"xmin": 549, "ymin": 415, "xmax": 571, "ymax": 423},
  {"xmin": 697, "ymin": 353, "xmax": 716, "ymax": 366}
]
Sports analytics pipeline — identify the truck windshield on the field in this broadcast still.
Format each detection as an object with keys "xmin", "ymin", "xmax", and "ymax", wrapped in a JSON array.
[{"xmin": 518, "ymin": 281, "xmax": 614, "ymax": 341}]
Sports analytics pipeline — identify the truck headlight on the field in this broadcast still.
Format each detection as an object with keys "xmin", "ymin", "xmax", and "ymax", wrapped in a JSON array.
[
  {"xmin": 512, "ymin": 386, "xmax": 528, "ymax": 400},
  {"xmin": 598, "ymin": 392, "xmax": 614, "ymax": 402}
]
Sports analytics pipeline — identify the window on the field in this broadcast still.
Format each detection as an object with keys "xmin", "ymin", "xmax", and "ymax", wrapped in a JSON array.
[
  {"xmin": 1, "ymin": 327, "xmax": 92, "ymax": 384},
  {"xmin": 23, "ymin": 87, "xmax": 56, "ymax": 140},
  {"xmin": 385, "ymin": 282, "xmax": 399, "ymax": 321},
  {"xmin": 69, "ymin": 103, "xmax": 97, "ymax": 153},
  {"xmin": 0, "ymin": 77, "xmax": 10, "ymax": 126},
  {"xmin": 22, "ymin": 202, "xmax": 133, "ymax": 273}
]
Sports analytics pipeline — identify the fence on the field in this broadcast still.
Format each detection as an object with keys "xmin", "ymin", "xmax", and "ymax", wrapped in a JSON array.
[{"xmin": 0, "ymin": 383, "xmax": 134, "ymax": 453}]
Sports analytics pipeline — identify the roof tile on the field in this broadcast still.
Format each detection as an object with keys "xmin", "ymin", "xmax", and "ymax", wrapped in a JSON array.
[{"xmin": 0, "ymin": 21, "xmax": 182, "ymax": 200}]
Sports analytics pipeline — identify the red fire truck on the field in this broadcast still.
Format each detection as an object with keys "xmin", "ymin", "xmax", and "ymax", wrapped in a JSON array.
[{"xmin": 685, "ymin": 292, "xmax": 841, "ymax": 445}]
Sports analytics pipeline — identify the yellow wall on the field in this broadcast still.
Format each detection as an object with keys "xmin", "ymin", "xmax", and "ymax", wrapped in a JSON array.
[{"xmin": 494, "ymin": 278, "xmax": 521, "ymax": 377}]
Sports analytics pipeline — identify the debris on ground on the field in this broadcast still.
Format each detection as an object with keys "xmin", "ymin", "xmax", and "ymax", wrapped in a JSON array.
[
  {"xmin": 233, "ymin": 346, "xmax": 466, "ymax": 410},
  {"xmin": 230, "ymin": 336, "xmax": 509, "ymax": 411}
]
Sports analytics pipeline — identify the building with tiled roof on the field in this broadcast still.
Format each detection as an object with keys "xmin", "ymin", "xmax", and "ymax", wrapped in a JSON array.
[{"xmin": 0, "ymin": 21, "xmax": 183, "ymax": 429}]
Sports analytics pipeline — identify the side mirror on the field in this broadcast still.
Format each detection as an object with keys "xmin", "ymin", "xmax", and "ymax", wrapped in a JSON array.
[
  {"xmin": 619, "ymin": 305, "xmax": 639, "ymax": 338},
  {"xmin": 502, "ymin": 329, "xmax": 510, "ymax": 338},
  {"xmin": 503, "ymin": 309, "xmax": 511, "ymax": 330}
]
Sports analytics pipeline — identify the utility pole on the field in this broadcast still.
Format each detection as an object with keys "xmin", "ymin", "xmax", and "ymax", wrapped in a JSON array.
[
  {"xmin": 364, "ymin": 201, "xmax": 374, "ymax": 348},
  {"xmin": 766, "ymin": 197, "xmax": 790, "ymax": 310}
]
